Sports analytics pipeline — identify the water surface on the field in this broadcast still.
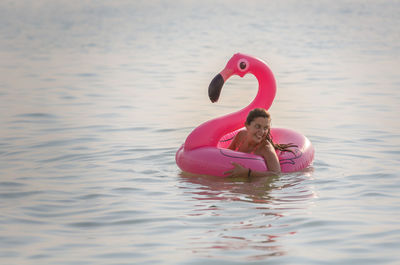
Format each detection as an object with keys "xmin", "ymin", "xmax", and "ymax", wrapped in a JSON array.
[{"xmin": 1, "ymin": 0, "xmax": 399, "ymax": 264}]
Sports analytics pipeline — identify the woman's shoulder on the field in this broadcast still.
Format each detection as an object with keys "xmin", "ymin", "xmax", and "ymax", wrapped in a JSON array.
[
  {"xmin": 236, "ymin": 130, "xmax": 246, "ymax": 138},
  {"xmin": 228, "ymin": 130, "xmax": 246, "ymax": 150},
  {"xmin": 235, "ymin": 130, "xmax": 248, "ymax": 142},
  {"xmin": 230, "ymin": 130, "xmax": 246, "ymax": 149}
]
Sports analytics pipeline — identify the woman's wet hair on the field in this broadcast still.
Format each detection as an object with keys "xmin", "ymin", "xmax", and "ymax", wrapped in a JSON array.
[{"xmin": 246, "ymin": 108, "xmax": 270, "ymax": 125}]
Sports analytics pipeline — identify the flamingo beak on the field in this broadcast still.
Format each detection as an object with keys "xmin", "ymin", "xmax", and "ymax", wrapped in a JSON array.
[{"xmin": 208, "ymin": 73, "xmax": 224, "ymax": 103}]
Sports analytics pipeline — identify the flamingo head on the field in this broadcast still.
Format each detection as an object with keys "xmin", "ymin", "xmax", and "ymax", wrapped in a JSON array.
[{"xmin": 209, "ymin": 53, "xmax": 266, "ymax": 103}]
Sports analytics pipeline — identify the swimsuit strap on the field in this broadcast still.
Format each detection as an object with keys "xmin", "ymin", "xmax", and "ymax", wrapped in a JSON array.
[{"xmin": 234, "ymin": 133, "xmax": 245, "ymax": 152}]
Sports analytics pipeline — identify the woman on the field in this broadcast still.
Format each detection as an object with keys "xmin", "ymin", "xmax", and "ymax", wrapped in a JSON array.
[{"xmin": 224, "ymin": 108, "xmax": 295, "ymax": 178}]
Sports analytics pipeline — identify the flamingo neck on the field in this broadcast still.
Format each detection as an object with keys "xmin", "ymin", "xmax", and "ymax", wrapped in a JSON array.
[{"xmin": 184, "ymin": 63, "xmax": 276, "ymax": 151}]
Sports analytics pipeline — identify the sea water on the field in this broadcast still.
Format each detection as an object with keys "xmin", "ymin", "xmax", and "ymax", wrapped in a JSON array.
[{"xmin": 0, "ymin": 0, "xmax": 399, "ymax": 264}]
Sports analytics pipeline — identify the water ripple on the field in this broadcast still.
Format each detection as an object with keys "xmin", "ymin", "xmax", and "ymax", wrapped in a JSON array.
[
  {"xmin": 0, "ymin": 191, "xmax": 43, "ymax": 199},
  {"xmin": 1, "ymin": 0, "xmax": 399, "ymax": 264}
]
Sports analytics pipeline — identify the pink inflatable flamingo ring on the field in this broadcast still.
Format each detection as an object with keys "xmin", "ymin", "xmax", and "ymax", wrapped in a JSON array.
[{"xmin": 176, "ymin": 53, "xmax": 314, "ymax": 177}]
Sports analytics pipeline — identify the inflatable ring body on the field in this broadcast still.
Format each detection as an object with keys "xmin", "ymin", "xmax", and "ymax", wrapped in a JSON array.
[{"xmin": 176, "ymin": 127, "xmax": 314, "ymax": 177}]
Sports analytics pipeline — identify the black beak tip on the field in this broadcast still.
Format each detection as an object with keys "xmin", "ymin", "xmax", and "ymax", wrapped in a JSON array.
[{"xmin": 208, "ymin": 74, "xmax": 224, "ymax": 103}]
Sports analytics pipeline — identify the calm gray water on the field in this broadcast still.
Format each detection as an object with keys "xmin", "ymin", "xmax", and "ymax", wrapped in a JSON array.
[{"xmin": 1, "ymin": 0, "xmax": 399, "ymax": 264}]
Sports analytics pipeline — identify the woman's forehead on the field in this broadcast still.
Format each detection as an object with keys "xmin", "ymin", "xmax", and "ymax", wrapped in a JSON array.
[{"xmin": 252, "ymin": 117, "xmax": 269, "ymax": 125}]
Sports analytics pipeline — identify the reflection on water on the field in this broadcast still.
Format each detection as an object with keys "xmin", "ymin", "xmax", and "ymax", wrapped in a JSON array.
[
  {"xmin": 180, "ymin": 173, "xmax": 277, "ymax": 202},
  {"xmin": 178, "ymin": 171, "xmax": 315, "ymax": 260}
]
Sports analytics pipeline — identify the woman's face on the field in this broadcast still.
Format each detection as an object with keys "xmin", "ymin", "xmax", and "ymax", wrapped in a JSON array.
[{"xmin": 246, "ymin": 117, "xmax": 270, "ymax": 143}]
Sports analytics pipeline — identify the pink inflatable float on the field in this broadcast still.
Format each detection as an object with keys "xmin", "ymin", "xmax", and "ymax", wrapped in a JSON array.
[{"xmin": 176, "ymin": 53, "xmax": 314, "ymax": 177}]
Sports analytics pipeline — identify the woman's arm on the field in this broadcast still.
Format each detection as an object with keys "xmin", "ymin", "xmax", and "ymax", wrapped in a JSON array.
[
  {"xmin": 223, "ymin": 141, "xmax": 281, "ymax": 178},
  {"xmin": 261, "ymin": 141, "xmax": 281, "ymax": 173},
  {"xmin": 223, "ymin": 162, "xmax": 279, "ymax": 178}
]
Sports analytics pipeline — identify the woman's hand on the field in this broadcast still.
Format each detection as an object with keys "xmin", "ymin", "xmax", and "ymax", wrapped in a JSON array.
[
  {"xmin": 223, "ymin": 162, "xmax": 249, "ymax": 178},
  {"xmin": 261, "ymin": 132, "xmax": 272, "ymax": 146}
]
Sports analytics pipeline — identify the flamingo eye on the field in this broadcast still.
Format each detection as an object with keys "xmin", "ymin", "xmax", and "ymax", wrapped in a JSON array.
[{"xmin": 237, "ymin": 59, "xmax": 249, "ymax": 72}]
